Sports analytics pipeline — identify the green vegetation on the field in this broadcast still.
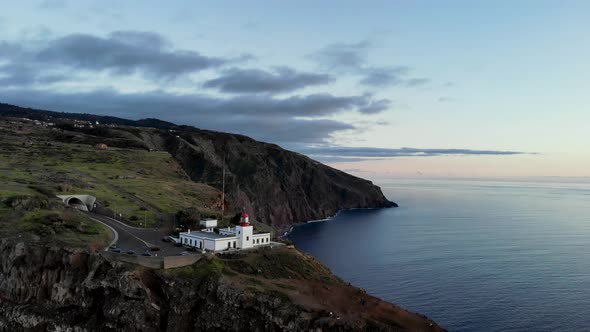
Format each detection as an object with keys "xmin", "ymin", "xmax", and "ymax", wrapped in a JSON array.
[
  {"xmin": 164, "ymin": 255, "xmax": 225, "ymax": 282},
  {"xmin": 0, "ymin": 130, "xmax": 220, "ymax": 227},
  {"xmin": 220, "ymin": 247, "xmax": 334, "ymax": 281},
  {"xmin": 0, "ymin": 195, "xmax": 111, "ymax": 249},
  {"xmin": 21, "ymin": 209, "xmax": 110, "ymax": 248}
]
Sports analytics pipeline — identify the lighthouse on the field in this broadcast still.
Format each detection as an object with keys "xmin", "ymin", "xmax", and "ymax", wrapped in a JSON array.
[{"xmin": 236, "ymin": 210, "xmax": 253, "ymax": 249}]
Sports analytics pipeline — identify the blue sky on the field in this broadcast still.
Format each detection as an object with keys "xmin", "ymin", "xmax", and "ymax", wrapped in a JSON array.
[{"xmin": 1, "ymin": 1, "xmax": 589, "ymax": 178}]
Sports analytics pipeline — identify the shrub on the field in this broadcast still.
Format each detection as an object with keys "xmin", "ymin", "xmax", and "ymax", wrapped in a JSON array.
[{"xmin": 28, "ymin": 185, "xmax": 56, "ymax": 197}]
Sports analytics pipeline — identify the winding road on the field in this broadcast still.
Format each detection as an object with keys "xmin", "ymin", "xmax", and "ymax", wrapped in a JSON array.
[{"xmin": 87, "ymin": 213, "xmax": 187, "ymax": 256}]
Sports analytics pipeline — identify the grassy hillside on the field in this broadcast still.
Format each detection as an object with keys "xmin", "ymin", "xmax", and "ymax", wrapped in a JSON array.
[{"xmin": 0, "ymin": 116, "xmax": 222, "ymax": 247}]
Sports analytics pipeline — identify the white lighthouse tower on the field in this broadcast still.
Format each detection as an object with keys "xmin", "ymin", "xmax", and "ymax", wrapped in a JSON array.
[{"xmin": 236, "ymin": 210, "xmax": 253, "ymax": 249}]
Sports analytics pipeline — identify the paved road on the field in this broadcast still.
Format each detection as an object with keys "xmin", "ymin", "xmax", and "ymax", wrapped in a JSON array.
[{"xmin": 88, "ymin": 213, "xmax": 192, "ymax": 257}]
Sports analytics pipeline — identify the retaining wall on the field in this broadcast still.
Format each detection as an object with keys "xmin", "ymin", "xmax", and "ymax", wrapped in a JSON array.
[{"xmin": 101, "ymin": 252, "xmax": 200, "ymax": 269}]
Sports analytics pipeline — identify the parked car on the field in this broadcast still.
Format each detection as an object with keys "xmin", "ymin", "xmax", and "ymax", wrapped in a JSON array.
[
  {"xmin": 149, "ymin": 246, "xmax": 161, "ymax": 251},
  {"xmin": 110, "ymin": 244, "xmax": 117, "ymax": 249},
  {"xmin": 112, "ymin": 248, "xmax": 122, "ymax": 253},
  {"xmin": 141, "ymin": 252, "xmax": 152, "ymax": 257},
  {"xmin": 174, "ymin": 242, "xmax": 183, "ymax": 247},
  {"xmin": 179, "ymin": 251, "xmax": 190, "ymax": 256},
  {"xmin": 127, "ymin": 250, "xmax": 136, "ymax": 255},
  {"xmin": 162, "ymin": 237, "xmax": 171, "ymax": 243},
  {"xmin": 187, "ymin": 247, "xmax": 197, "ymax": 252}
]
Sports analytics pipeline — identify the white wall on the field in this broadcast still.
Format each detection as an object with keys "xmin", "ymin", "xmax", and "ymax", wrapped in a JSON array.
[
  {"xmin": 181, "ymin": 232, "xmax": 266, "ymax": 251},
  {"xmin": 204, "ymin": 239, "xmax": 216, "ymax": 251},
  {"xmin": 200, "ymin": 219, "xmax": 218, "ymax": 228},
  {"xmin": 252, "ymin": 234, "xmax": 270, "ymax": 246},
  {"xmin": 237, "ymin": 225, "xmax": 254, "ymax": 249}
]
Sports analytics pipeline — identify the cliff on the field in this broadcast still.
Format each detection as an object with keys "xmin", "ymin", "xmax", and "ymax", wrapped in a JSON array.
[
  {"xmin": 166, "ymin": 129, "xmax": 395, "ymax": 231},
  {"xmin": 0, "ymin": 240, "xmax": 444, "ymax": 331},
  {"xmin": 0, "ymin": 102, "xmax": 396, "ymax": 232}
]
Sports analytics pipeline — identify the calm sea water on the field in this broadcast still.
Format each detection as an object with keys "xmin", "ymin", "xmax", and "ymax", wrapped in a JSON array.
[{"xmin": 288, "ymin": 178, "xmax": 590, "ymax": 331}]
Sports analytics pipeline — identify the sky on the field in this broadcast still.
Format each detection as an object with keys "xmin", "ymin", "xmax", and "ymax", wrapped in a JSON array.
[{"xmin": 0, "ymin": 0, "xmax": 589, "ymax": 179}]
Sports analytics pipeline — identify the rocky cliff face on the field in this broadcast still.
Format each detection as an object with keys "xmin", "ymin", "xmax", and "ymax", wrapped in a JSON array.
[
  {"xmin": 165, "ymin": 130, "xmax": 396, "ymax": 231},
  {"xmin": 0, "ymin": 240, "xmax": 443, "ymax": 332}
]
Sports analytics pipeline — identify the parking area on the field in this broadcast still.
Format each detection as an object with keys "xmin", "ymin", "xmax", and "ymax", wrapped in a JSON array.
[{"xmin": 88, "ymin": 213, "xmax": 199, "ymax": 257}]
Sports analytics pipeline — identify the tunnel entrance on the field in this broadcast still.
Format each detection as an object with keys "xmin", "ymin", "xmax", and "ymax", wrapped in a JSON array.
[
  {"xmin": 56, "ymin": 195, "xmax": 96, "ymax": 212},
  {"xmin": 66, "ymin": 197, "xmax": 89, "ymax": 211}
]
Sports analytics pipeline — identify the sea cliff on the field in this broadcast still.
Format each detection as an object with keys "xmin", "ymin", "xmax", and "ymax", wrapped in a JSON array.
[{"xmin": 0, "ymin": 240, "xmax": 443, "ymax": 331}]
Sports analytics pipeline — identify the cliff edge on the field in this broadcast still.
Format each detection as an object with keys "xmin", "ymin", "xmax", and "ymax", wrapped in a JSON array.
[{"xmin": 0, "ymin": 240, "xmax": 443, "ymax": 332}]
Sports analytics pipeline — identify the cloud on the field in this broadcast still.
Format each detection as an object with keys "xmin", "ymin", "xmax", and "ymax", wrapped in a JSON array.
[
  {"xmin": 307, "ymin": 40, "xmax": 372, "ymax": 72},
  {"xmin": 0, "ymin": 31, "xmax": 244, "ymax": 80},
  {"xmin": 357, "ymin": 97, "xmax": 392, "ymax": 114},
  {"xmin": 203, "ymin": 67, "xmax": 334, "ymax": 94},
  {"xmin": 359, "ymin": 66, "xmax": 408, "ymax": 86},
  {"xmin": 0, "ymin": 89, "xmax": 381, "ymax": 144},
  {"xmin": 0, "ymin": 88, "xmax": 388, "ymax": 119},
  {"xmin": 299, "ymin": 146, "xmax": 529, "ymax": 162},
  {"xmin": 0, "ymin": 63, "xmax": 65, "ymax": 86},
  {"xmin": 359, "ymin": 66, "xmax": 430, "ymax": 88},
  {"xmin": 308, "ymin": 41, "xmax": 430, "ymax": 88}
]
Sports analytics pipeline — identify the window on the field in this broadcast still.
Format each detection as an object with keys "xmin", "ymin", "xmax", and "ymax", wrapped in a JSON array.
[
  {"xmin": 233, "ymin": 241, "xmax": 236, "ymax": 248},
  {"xmin": 227, "ymin": 242, "xmax": 231, "ymax": 249},
  {"xmin": 238, "ymin": 231, "xmax": 241, "ymax": 234},
  {"xmin": 246, "ymin": 236, "xmax": 249, "ymax": 241}
]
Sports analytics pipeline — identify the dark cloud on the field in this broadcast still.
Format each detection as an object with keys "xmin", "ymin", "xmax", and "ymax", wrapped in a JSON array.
[
  {"xmin": 0, "ymin": 31, "xmax": 243, "ymax": 79},
  {"xmin": 0, "ymin": 63, "xmax": 65, "ymax": 86},
  {"xmin": 0, "ymin": 89, "xmax": 386, "ymax": 119},
  {"xmin": 0, "ymin": 89, "xmax": 371, "ymax": 144},
  {"xmin": 308, "ymin": 41, "xmax": 430, "ymax": 88},
  {"xmin": 203, "ymin": 67, "xmax": 334, "ymax": 94},
  {"xmin": 300, "ymin": 146, "xmax": 528, "ymax": 162}
]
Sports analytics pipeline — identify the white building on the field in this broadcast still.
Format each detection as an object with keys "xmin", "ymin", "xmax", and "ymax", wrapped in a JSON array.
[
  {"xmin": 178, "ymin": 211, "xmax": 271, "ymax": 252},
  {"xmin": 200, "ymin": 218, "xmax": 217, "ymax": 232}
]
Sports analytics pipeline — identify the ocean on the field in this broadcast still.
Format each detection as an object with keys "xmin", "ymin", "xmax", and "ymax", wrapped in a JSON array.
[{"xmin": 288, "ymin": 178, "xmax": 590, "ymax": 331}]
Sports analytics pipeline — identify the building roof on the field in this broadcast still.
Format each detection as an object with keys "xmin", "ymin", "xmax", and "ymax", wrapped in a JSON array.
[{"xmin": 180, "ymin": 231, "xmax": 236, "ymax": 240}]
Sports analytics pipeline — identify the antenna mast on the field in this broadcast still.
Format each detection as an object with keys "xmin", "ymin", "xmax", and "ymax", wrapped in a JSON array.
[{"xmin": 221, "ymin": 151, "xmax": 225, "ymax": 219}]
